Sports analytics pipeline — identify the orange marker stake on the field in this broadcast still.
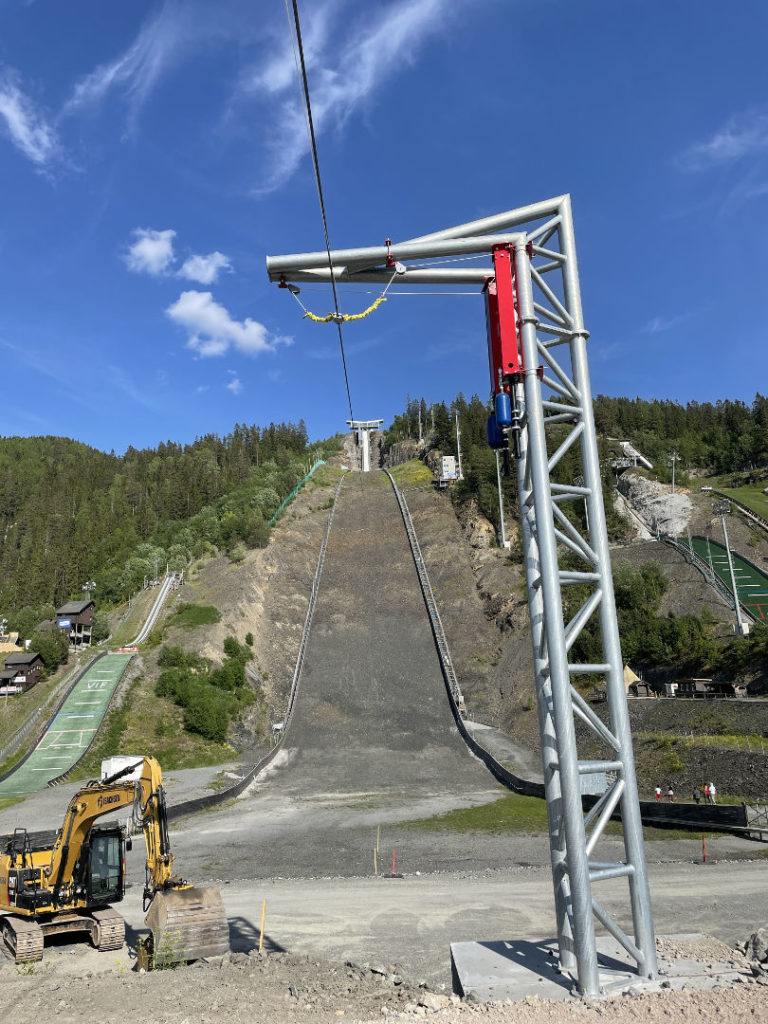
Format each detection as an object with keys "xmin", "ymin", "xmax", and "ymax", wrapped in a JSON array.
[{"xmin": 702, "ymin": 835, "xmax": 707, "ymax": 863}]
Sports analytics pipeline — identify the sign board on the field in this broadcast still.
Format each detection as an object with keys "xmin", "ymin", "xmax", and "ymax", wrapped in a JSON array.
[
  {"xmin": 440, "ymin": 456, "xmax": 457, "ymax": 480},
  {"xmin": 57, "ymin": 618, "xmax": 72, "ymax": 628}
]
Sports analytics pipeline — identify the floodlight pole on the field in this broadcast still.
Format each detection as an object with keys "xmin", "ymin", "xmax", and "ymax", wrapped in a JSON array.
[
  {"xmin": 714, "ymin": 502, "xmax": 744, "ymax": 634},
  {"xmin": 668, "ymin": 450, "xmax": 680, "ymax": 494},
  {"xmin": 267, "ymin": 193, "xmax": 657, "ymax": 996}
]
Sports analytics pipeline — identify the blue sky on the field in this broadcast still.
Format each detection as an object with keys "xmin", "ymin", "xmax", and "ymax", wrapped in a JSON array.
[{"xmin": 1, "ymin": 0, "xmax": 767, "ymax": 453}]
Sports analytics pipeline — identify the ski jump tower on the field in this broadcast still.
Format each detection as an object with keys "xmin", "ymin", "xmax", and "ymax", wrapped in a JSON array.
[
  {"xmin": 266, "ymin": 194, "xmax": 657, "ymax": 996},
  {"xmin": 346, "ymin": 418, "xmax": 383, "ymax": 472}
]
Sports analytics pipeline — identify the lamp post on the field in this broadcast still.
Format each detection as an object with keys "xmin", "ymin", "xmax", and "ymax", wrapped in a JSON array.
[
  {"xmin": 713, "ymin": 501, "xmax": 746, "ymax": 635},
  {"xmin": 668, "ymin": 450, "xmax": 681, "ymax": 494}
]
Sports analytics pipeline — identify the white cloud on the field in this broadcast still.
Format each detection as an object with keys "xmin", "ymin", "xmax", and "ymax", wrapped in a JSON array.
[
  {"xmin": 125, "ymin": 228, "xmax": 177, "ymax": 276},
  {"xmin": 226, "ymin": 375, "xmax": 243, "ymax": 394},
  {"xmin": 166, "ymin": 289, "xmax": 291, "ymax": 358},
  {"xmin": 180, "ymin": 251, "xmax": 232, "ymax": 284},
  {"xmin": 243, "ymin": 0, "xmax": 457, "ymax": 191},
  {"xmin": 678, "ymin": 112, "xmax": 768, "ymax": 172},
  {"xmin": 0, "ymin": 70, "xmax": 58, "ymax": 168}
]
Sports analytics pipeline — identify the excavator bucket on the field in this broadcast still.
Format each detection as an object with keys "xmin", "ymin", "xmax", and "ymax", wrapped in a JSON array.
[{"xmin": 144, "ymin": 886, "xmax": 229, "ymax": 964}]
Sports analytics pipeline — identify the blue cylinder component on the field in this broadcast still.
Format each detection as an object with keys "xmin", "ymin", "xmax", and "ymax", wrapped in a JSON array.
[
  {"xmin": 486, "ymin": 413, "xmax": 503, "ymax": 449},
  {"xmin": 495, "ymin": 391, "xmax": 512, "ymax": 427}
]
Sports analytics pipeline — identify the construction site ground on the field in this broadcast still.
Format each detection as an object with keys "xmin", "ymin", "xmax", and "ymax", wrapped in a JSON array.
[{"xmin": 3, "ymin": 470, "xmax": 768, "ymax": 1021}]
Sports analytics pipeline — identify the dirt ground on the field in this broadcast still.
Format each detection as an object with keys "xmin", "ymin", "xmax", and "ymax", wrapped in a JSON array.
[{"xmin": 4, "ymin": 465, "xmax": 768, "ymax": 1022}]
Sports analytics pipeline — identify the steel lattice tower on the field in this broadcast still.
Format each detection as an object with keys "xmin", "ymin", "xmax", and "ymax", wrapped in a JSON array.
[{"xmin": 266, "ymin": 195, "xmax": 657, "ymax": 995}]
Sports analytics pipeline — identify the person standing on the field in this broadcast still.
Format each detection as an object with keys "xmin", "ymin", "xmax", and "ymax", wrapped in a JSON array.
[
  {"xmin": 655, "ymin": 786, "xmax": 662, "ymax": 801},
  {"xmin": 709, "ymin": 782, "xmax": 717, "ymax": 805},
  {"xmin": 693, "ymin": 788, "xmax": 701, "ymax": 804},
  {"xmin": 704, "ymin": 784, "xmax": 710, "ymax": 803},
  {"xmin": 667, "ymin": 787, "xmax": 675, "ymax": 802}
]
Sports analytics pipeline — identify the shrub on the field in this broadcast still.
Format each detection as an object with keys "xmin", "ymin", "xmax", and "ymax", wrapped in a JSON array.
[
  {"xmin": 229, "ymin": 544, "xmax": 246, "ymax": 563},
  {"xmin": 183, "ymin": 691, "xmax": 229, "ymax": 743}
]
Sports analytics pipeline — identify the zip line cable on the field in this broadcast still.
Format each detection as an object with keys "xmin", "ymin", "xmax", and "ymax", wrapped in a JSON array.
[{"xmin": 287, "ymin": 0, "xmax": 355, "ymax": 421}]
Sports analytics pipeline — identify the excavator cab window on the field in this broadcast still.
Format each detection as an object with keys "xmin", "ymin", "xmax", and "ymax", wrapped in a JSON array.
[{"xmin": 87, "ymin": 830, "xmax": 123, "ymax": 904}]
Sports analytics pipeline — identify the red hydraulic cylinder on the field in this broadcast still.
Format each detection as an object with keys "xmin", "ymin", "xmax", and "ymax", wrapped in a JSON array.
[{"xmin": 484, "ymin": 246, "xmax": 522, "ymax": 394}]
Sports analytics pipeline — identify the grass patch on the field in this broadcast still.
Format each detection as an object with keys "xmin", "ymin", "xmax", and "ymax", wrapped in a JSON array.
[
  {"xmin": 0, "ymin": 796, "xmax": 23, "ymax": 812},
  {"xmin": 389, "ymin": 459, "xmax": 433, "ymax": 487},
  {"xmin": 165, "ymin": 603, "xmax": 221, "ymax": 629},
  {"xmin": 399, "ymin": 790, "xmax": 550, "ymax": 834},
  {"xmin": 396, "ymin": 788, "xmax": 737, "ymax": 843},
  {"xmin": 720, "ymin": 485, "xmax": 768, "ymax": 521}
]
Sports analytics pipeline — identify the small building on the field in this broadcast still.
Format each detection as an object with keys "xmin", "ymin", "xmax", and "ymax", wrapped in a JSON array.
[
  {"xmin": 55, "ymin": 600, "xmax": 95, "ymax": 648},
  {"xmin": 1, "ymin": 651, "xmax": 44, "ymax": 693},
  {"xmin": 623, "ymin": 664, "xmax": 653, "ymax": 698},
  {"xmin": 675, "ymin": 677, "xmax": 746, "ymax": 698}
]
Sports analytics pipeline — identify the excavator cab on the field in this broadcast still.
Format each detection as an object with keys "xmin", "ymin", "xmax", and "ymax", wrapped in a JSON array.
[{"xmin": 86, "ymin": 827, "xmax": 124, "ymax": 904}]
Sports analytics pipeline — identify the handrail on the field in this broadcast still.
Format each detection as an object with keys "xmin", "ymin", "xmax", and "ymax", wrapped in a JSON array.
[
  {"xmin": 383, "ymin": 469, "xmax": 543, "ymax": 797},
  {"xmin": 130, "ymin": 572, "xmax": 175, "ymax": 645},
  {"xmin": 284, "ymin": 471, "xmax": 348, "ymax": 727},
  {"xmin": 382, "ymin": 469, "xmax": 461, "ymax": 698},
  {"xmin": 713, "ymin": 490, "xmax": 768, "ymax": 535},
  {"xmin": 268, "ymin": 460, "xmax": 327, "ymax": 526}
]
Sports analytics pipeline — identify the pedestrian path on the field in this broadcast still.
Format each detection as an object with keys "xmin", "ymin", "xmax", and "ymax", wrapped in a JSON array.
[{"xmin": 0, "ymin": 652, "xmax": 133, "ymax": 798}]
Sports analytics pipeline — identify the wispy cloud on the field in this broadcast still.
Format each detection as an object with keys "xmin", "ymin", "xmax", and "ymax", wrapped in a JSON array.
[
  {"xmin": 63, "ymin": 2, "xmax": 203, "ymax": 129},
  {"xmin": 677, "ymin": 111, "xmax": 768, "ymax": 172},
  {"xmin": 242, "ymin": 0, "xmax": 459, "ymax": 192},
  {"xmin": 166, "ymin": 289, "xmax": 292, "ymax": 358},
  {"xmin": 642, "ymin": 312, "xmax": 695, "ymax": 335},
  {"xmin": 0, "ymin": 68, "xmax": 59, "ymax": 169},
  {"xmin": 307, "ymin": 335, "xmax": 381, "ymax": 361},
  {"xmin": 125, "ymin": 228, "xmax": 177, "ymax": 275}
]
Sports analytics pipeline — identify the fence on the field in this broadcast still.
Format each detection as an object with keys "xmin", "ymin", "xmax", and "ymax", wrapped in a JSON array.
[
  {"xmin": 383, "ymin": 469, "xmax": 544, "ymax": 798},
  {"xmin": 268, "ymin": 460, "xmax": 327, "ymax": 526}
]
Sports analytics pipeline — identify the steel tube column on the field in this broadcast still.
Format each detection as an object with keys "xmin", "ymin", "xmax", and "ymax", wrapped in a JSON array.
[
  {"xmin": 558, "ymin": 199, "xmax": 658, "ymax": 978},
  {"xmin": 515, "ymin": 382, "xmax": 576, "ymax": 974},
  {"xmin": 513, "ymin": 240, "xmax": 599, "ymax": 995}
]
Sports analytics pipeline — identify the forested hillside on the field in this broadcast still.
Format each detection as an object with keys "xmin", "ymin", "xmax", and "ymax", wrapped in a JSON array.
[
  {"xmin": 0, "ymin": 423, "xmax": 340, "ymax": 624},
  {"xmin": 592, "ymin": 394, "xmax": 768, "ymax": 474}
]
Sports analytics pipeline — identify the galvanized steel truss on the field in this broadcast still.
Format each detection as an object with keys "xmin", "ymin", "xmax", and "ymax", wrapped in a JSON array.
[{"xmin": 266, "ymin": 195, "xmax": 657, "ymax": 995}]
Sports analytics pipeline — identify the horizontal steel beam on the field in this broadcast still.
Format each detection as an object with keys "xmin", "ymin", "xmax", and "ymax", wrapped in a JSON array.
[
  {"xmin": 268, "ymin": 267, "xmax": 493, "ymax": 286},
  {"xmin": 266, "ymin": 232, "xmax": 524, "ymax": 279}
]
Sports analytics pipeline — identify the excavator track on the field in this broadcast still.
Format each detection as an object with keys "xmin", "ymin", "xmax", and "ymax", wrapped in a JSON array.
[
  {"xmin": 90, "ymin": 908, "xmax": 125, "ymax": 951},
  {"xmin": 1, "ymin": 916, "xmax": 44, "ymax": 964}
]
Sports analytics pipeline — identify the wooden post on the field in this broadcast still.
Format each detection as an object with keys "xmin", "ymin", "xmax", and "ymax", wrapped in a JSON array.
[
  {"xmin": 259, "ymin": 898, "xmax": 267, "ymax": 952},
  {"xmin": 374, "ymin": 848, "xmax": 378, "ymax": 876},
  {"xmin": 702, "ymin": 836, "xmax": 707, "ymax": 863}
]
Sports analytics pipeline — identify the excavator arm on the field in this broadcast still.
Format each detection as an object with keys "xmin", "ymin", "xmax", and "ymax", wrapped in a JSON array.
[{"xmin": 7, "ymin": 755, "xmax": 229, "ymax": 964}]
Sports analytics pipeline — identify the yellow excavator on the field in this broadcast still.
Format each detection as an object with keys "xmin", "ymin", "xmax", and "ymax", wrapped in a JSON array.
[{"xmin": 0, "ymin": 756, "xmax": 229, "ymax": 964}]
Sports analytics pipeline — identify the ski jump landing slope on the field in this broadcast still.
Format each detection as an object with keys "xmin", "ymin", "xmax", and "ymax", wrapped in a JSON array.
[
  {"xmin": 0, "ymin": 653, "xmax": 133, "ymax": 798},
  {"xmin": 274, "ymin": 471, "xmax": 493, "ymax": 801}
]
